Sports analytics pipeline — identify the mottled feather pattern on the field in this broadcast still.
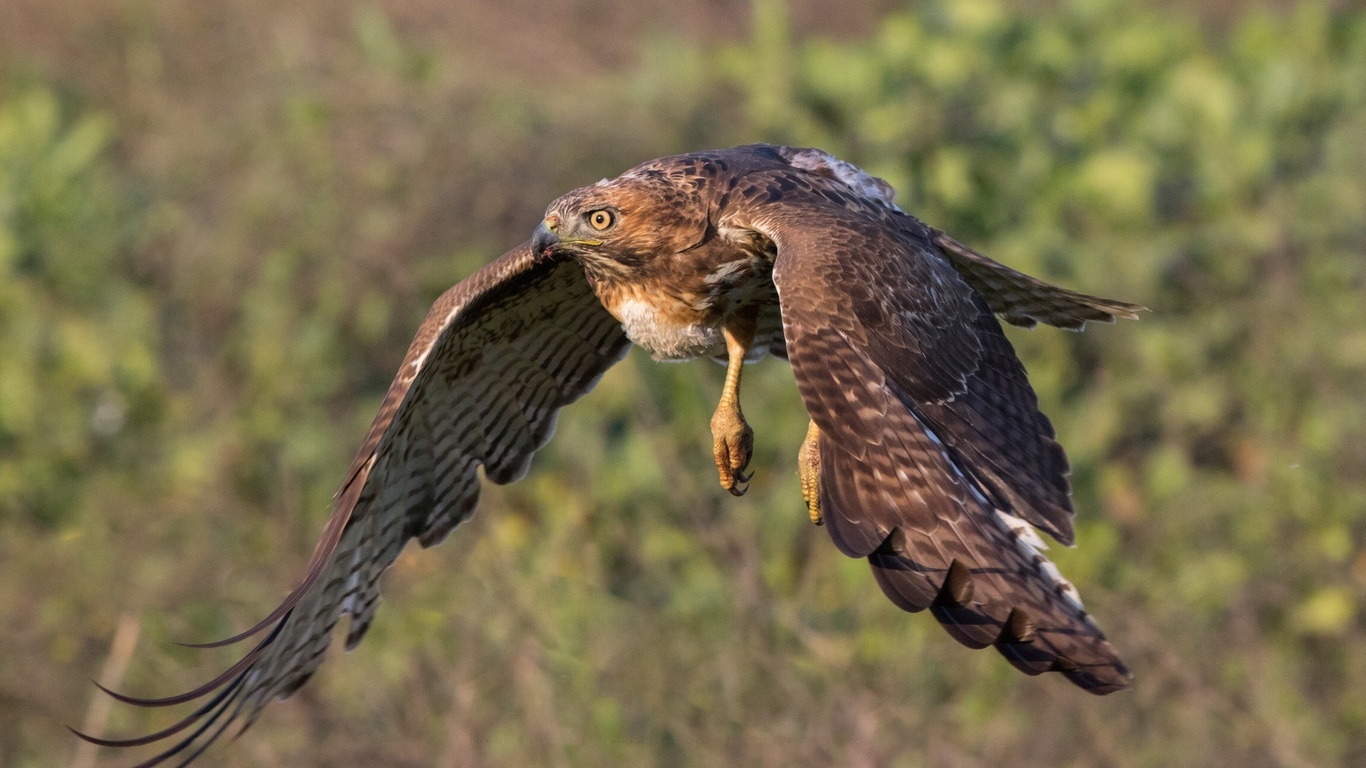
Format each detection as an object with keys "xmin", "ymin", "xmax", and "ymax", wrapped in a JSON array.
[
  {"xmin": 750, "ymin": 174, "xmax": 1130, "ymax": 691},
  {"xmin": 80, "ymin": 245, "xmax": 630, "ymax": 762},
  {"xmin": 770, "ymin": 146, "xmax": 1143, "ymax": 331},
  {"xmin": 310, "ymin": 253, "xmax": 631, "ymax": 665},
  {"xmin": 909, "ymin": 292, "xmax": 1076, "ymax": 543},
  {"xmin": 795, "ymin": 311, "xmax": 1129, "ymax": 691},
  {"xmin": 83, "ymin": 144, "xmax": 1142, "ymax": 764}
]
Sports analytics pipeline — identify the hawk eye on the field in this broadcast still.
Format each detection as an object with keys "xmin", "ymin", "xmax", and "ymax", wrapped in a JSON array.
[{"xmin": 587, "ymin": 209, "xmax": 615, "ymax": 231}]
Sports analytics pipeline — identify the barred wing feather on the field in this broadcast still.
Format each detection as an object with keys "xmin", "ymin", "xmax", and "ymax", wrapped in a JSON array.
[{"xmin": 76, "ymin": 243, "xmax": 631, "ymax": 763}]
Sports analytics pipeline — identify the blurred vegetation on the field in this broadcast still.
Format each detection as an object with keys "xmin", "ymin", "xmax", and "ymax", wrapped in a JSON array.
[{"xmin": 2, "ymin": 0, "xmax": 1364, "ymax": 765}]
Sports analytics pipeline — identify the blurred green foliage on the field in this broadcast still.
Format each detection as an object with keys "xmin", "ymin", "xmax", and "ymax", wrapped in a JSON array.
[
  {"xmin": 2, "ymin": 0, "xmax": 1365, "ymax": 766},
  {"xmin": 0, "ymin": 90, "xmax": 160, "ymax": 528}
]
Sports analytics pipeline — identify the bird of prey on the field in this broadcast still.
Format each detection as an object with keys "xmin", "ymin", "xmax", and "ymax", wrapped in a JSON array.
[{"xmin": 78, "ymin": 144, "xmax": 1144, "ymax": 764}]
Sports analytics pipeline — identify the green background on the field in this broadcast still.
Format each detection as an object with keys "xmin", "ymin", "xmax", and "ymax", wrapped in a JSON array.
[{"xmin": 2, "ymin": 0, "xmax": 1364, "ymax": 765}]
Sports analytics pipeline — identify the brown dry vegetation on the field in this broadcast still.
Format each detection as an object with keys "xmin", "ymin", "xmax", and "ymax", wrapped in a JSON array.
[{"xmin": 2, "ymin": 0, "xmax": 1365, "ymax": 766}]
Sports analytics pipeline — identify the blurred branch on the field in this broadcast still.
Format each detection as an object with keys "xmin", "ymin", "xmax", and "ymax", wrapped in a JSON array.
[{"xmin": 70, "ymin": 613, "xmax": 141, "ymax": 768}]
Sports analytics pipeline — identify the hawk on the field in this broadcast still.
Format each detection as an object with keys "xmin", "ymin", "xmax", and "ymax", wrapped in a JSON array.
[{"xmin": 78, "ymin": 144, "xmax": 1144, "ymax": 764}]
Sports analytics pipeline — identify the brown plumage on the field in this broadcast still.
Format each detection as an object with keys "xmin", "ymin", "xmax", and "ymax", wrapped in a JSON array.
[{"xmin": 78, "ymin": 144, "xmax": 1144, "ymax": 764}]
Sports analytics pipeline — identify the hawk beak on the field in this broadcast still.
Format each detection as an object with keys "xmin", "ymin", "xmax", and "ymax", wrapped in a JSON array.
[{"xmin": 532, "ymin": 216, "xmax": 560, "ymax": 255}]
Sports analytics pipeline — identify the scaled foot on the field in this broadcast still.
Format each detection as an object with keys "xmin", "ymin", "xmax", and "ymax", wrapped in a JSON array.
[
  {"xmin": 798, "ymin": 420, "xmax": 821, "ymax": 525},
  {"xmin": 711, "ymin": 406, "xmax": 754, "ymax": 496}
]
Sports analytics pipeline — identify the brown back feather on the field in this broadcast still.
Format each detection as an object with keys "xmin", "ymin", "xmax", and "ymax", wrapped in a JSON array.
[{"xmin": 730, "ymin": 164, "xmax": 1131, "ymax": 693}]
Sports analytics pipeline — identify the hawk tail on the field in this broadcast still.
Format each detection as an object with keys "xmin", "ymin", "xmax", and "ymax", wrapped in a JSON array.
[{"xmin": 821, "ymin": 433, "xmax": 1132, "ymax": 695}]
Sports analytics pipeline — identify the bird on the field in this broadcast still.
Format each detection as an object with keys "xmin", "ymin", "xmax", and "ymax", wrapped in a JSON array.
[{"xmin": 76, "ymin": 143, "xmax": 1144, "ymax": 764}]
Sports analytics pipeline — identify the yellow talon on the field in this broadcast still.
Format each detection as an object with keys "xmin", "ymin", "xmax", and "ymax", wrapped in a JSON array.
[
  {"xmin": 799, "ymin": 420, "xmax": 822, "ymax": 525},
  {"xmin": 711, "ymin": 408, "xmax": 754, "ymax": 496},
  {"xmin": 711, "ymin": 309, "xmax": 757, "ymax": 496}
]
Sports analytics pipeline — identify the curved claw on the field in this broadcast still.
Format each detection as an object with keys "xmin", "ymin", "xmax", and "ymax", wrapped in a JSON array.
[
  {"xmin": 728, "ymin": 469, "xmax": 752, "ymax": 496},
  {"xmin": 711, "ymin": 412, "xmax": 754, "ymax": 497}
]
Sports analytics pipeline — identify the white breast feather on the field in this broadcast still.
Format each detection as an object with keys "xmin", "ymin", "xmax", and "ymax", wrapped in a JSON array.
[{"xmin": 613, "ymin": 298, "xmax": 722, "ymax": 361}]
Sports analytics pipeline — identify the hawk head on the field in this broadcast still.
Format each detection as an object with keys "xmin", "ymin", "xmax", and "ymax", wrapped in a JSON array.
[{"xmin": 532, "ymin": 169, "xmax": 711, "ymax": 277}]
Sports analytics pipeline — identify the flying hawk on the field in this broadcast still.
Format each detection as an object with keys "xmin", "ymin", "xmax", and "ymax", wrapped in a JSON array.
[{"xmin": 78, "ymin": 144, "xmax": 1144, "ymax": 764}]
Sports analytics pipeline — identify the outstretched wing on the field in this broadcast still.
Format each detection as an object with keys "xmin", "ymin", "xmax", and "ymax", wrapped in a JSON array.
[
  {"xmin": 734, "ymin": 174, "xmax": 1131, "ymax": 693},
  {"xmin": 933, "ymin": 230, "xmax": 1145, "ymax": 330},
  {"xmin": 772, "ymin": 144, "xmax": 1145, "ymax": 331},
  {"xmin": 77, "ymin": 243, "xmax": 631, "ymax": 763}
]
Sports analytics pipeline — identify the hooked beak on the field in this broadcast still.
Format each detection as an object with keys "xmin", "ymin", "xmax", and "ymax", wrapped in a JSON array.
[{"xmin": 532, "ymin": 215, "xmax": 560, "ymax": 256}]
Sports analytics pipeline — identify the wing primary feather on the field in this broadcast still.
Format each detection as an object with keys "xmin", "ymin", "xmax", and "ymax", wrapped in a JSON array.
[
  {"xmin": 67, "ymin": 674, "xmax": 248, "ymax": 748},
  {"xmin": 123, "ymin": 673, "xmax": 248, "ymax": 768},
  {"xmin": 86, "ymin": 244, "xmax": 634, "ymax": 762},
  {"xmin": 931, "ymin": 230, "xmax": 1146, "ymax": 329},
  {"xmin": 93, "ymin": 617, "xmax": 287, "ymax": 707},
  {"xmin": 164, "ymin": 699, "xmax": 244, "ymax": 768},
  {"xmin": 177, "ymin": 460, "xmax": 372, "ymax": 649}
]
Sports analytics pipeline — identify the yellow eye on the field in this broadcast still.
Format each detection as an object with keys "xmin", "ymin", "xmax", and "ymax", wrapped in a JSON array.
[{"xmin": 587, "ymin": 210, "xmax": 615, "ymax": 231}]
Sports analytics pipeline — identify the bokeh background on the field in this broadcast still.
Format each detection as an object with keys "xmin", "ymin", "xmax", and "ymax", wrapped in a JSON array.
[{"xmin": 3, "ymin": 0, "xmax": 1365, "ymax": 765}]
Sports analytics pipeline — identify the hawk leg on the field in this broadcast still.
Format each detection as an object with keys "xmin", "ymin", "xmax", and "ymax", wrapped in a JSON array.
[
  {"xmin": 711, "ymin": 308, "xmax": 757, "ymax": 496},
  {"xmin": 798, "ymin": 420, "xmax": 822, "ymax": 525}
]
